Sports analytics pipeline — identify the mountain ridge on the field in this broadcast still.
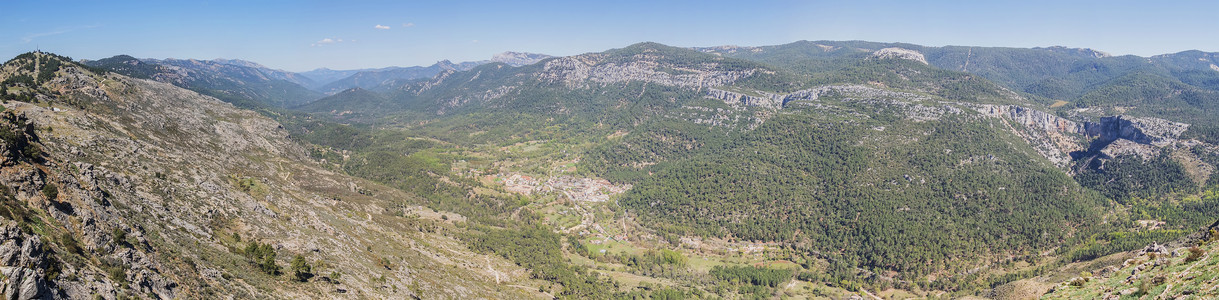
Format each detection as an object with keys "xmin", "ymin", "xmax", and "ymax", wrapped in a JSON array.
[
  {"xmin": 0, "ymin": 52, "xmax": 540, "ymax": 299},
  {"xmin": 55, "ymin": 39, "xmax": 1219, "ymax": 298}
]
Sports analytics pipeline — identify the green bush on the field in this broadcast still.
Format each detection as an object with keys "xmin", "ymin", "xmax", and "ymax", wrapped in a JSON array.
[
  {"xmin": 243, "ymin": 241, "xmax": 280, "ymax": 276},
  {"xmin": 289, "ymin": 254, "xmax": 313, "ymax": 282},
  {"xmin": 60, "ymin": 233, "xmax": 83, "ymax": 254},
  {"xmin": 41, "ymin": 184, "xmax": 57, "ymax": 200},
  {"xmin": 1185, "ymin": 246, "xmax": 1204, "ymax": 262},
  {"xmin": 113, "ymin": 228, "xmax": 130, "ymax": 248}
]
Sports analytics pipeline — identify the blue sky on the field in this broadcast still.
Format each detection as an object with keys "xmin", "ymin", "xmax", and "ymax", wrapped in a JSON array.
[{"xmin": 2, "ymin": 0, "xmax": 1217, "ymax": 72}]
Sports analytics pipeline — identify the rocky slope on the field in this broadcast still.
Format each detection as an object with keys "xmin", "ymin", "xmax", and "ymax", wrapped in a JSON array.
[
  {"xmin": 83, "ymin": 56, "xmax": 323, "ymax": 109},
  {"xmin": 1, "ymin": 52, "xmax": 538, "ymax": 299},
  {"xmin": 1043, "ymin": 221, "xmax": 1219, "ymax": 299}
]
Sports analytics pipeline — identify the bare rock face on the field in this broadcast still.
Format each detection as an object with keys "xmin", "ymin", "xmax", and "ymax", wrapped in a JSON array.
[
  {"xmin": 869, "ymin": 48, "xmax": 928, "ymax": 64},
  {"xmin": 707, "ymin": 85, "xmax": 932, "ymax": 110},
  {"xmin": 967, "ymin": 102, "xmax": 1207, "ymax": 168},
  {"xmin": 971, "ymin": 104, "xmax": 1087, "ymax": 166},
  {"xmin": 1084, "ymin": 116, "xmax": 1189, "ymax": 147},
  {"xmin": 0, "ymin": 223, "xmax": 48, "ymax": 300},
  {"xmin": 1099, "ymin": 139, "xmax": 1159, "ymax": 159},
  {"xmin": 537, "ymin": 52, "xmax": 756, "ymax": 88},
  {"xmin": 974, "ymin": 105, "xmax": 1085, "ymax": 133},
  {"xmin": 704, "ymin": 88, "xmax": 785, "ymax": 109}
]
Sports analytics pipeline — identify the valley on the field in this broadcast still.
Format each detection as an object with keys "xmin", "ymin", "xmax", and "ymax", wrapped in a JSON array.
[{"xmin": 2, "ymin": 38, "xmax": 1218, "ymax": 299}]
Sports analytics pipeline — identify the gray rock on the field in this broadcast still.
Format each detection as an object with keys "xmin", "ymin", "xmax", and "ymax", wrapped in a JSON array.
[
  {"xmin": 0, "ymin": 224, "xmax": 47, "ymax": 300},
  {"xmin": 869, "ymin": 47, "xmax": 929, "ymax": 64}
]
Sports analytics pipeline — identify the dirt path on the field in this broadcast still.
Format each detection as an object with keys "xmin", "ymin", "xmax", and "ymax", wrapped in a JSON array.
[{"xmin": 857, "ymin": 287, "xmax": 883, "ymax": 300}]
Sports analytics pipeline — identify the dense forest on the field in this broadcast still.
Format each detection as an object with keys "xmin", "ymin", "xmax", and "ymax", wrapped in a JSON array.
[{"xmin": 620, "ymin": 110, "xmax": 1107, "ymax": 277}]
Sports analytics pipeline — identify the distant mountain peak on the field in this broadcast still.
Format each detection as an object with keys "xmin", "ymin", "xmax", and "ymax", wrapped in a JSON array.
[
  {"xmin": 211, "ymin": 58, "xmax": 269, "ymax": 69},
  {"xmin": 436, "ymin": 59, "xmax": 458, "ymax": 70},
  {"xmin": 491, "ymin": 51, "xmax": 552, "ymax": 66}
]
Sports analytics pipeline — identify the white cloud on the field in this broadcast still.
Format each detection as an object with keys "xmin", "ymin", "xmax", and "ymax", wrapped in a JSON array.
[
  {"xmin": 311, "ymin": 38, "xmax": 343, "ymax": 47},
  {"xmin": 375, "ymin": 24, "xmax": 391, "ymax": 30},
  {"xmin": 22, "ymin": 24, "xmax": 102, "ymax": 43},
  {"xmin": 402, "ymin": 22, "xmax": 415, "ymax": 27},
  {"xmin": 471, "ymin": 40, "xmax": 479, "ymax": 43}
]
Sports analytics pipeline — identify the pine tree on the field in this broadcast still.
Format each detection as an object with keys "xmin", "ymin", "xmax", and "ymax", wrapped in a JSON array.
[{"xmin": 290, "ymin": 254, "xmax": 313, "ymax": 282}]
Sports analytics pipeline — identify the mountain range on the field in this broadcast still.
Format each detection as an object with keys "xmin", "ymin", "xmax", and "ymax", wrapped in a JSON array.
[{"xmin": 2, "ymin": 40, "xmax": 1217, "ymax": 299}]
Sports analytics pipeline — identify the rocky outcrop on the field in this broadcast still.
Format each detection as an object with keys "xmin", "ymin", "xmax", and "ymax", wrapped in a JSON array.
[
  {"xmin": 869, "ymin": 48, "xmax": 928, "ymax": 64},
  {"xmin": 538, "ymin": 55, "xmax": 756, "ymax": 88},
  {"xmin": 0, "ymin": 223, "xmax": 49, "ymax": 300},
  {"xmin": 783, "ymin": 85, "xmax": 931, "ymax": 104},
  {"xmin": 973, "ymin": 105, "xmax": 1085, "ymax": 133},
  {"xmin": 970, "ymin": 104, "xmax": 1088, "ymax": 166},
  {"xmin": 1063, "ymin": 115, "xmax": 1192, "ymax": 162},
  {"xmin": 704, "ymin": 89, "xmax": 784, "ymax": 109},
  {"xmin": 706, "ymin": 85, "xmax": 933, "ymax": 110},
  {"xmin": 1083, "ymin": 116, "xmax": 1189, "ymax": 147},
  {"xmin": 964, "ymin": 102, "xmax": 1210, "ymax": 171}
]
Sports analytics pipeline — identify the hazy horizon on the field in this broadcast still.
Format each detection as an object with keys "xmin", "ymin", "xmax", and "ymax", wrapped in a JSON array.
[{"xmin": 4, "ymin": 0, "xmax": 1218, "ymax": 72}]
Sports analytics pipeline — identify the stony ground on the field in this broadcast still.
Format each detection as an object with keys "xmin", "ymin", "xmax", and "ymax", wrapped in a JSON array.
[{"xmin": 1042, "ymin": 233, "xmax": 1218, "ymax": 299}]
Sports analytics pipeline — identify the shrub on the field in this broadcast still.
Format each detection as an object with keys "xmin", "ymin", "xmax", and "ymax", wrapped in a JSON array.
[
  {"xmin": 41, "ymin": 184, "xmax": 58, "ymax": 200},
  {"xmin": 289, "ymin": 254, "xmax": 313, "ymax": 282},
  {"xmin": 1135, "ymin": 280, "xmax": 1150, "ymax": 296},
  {"xmin": 102, "ymin": 259, "xmax": 129, "ymax": 286},
  {"xmin": 376, "ymin": 256, "xmax": 394, "ymax": 270},
  {"xmin": 1185, "ymin": 246, "xmax": 1204, "ymax": 262},
  {"xmin": 243, "ymin": 241, "xmax": 280, "ymax": 276},
  {"xmin": 60, "ymin": 233, "xmax": 83, "ymax": 254},
  {"xmin": 113, "ymin": 228, "xmax": 130, "ymax": 248}
]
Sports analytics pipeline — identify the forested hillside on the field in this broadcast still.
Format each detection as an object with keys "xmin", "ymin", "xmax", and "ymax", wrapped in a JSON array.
[{"xmin": 72, "ymin": 40, "xmax": 1219, "ymax": 299}]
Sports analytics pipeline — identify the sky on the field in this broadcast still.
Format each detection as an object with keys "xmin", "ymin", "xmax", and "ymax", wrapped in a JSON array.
[{"xmin": 2, "ymin": 0, "xmax": 1217, "ymax": 72}]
